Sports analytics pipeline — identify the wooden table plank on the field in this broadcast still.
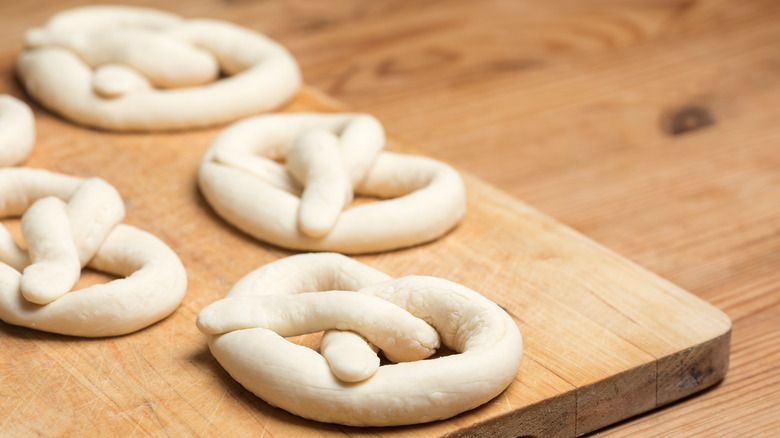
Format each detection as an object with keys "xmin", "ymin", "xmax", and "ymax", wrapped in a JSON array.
[{"xmin": 1, "ymin": 0, "xmax": 774, "ymax": 436}]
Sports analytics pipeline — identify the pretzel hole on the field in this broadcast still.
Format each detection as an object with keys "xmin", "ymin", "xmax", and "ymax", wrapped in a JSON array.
[
  {"xmin": 429, "ymin": 343, "xmax": 456, "ymax": 359},
  {"xmin": 346, "ymin": 194, "xmax": 381, "ymax": 209},
  {"xmin": 73, "ymin": 268, "xmax": 119, "ymax": 290},
  {"xmin": 290, "ymin": 331, "xmax": 453, "ymax": 365},
  {"xmin": 269, "ymin": 160, "xmax": 383, "ymax": 209},
  {"xmin": 371, "ymin": 343, "xmax": 453, "ymax": 366},
  {"xmin": 0, "ymin": 218, "xmax": 119, "ymax": 288},
  {"xmin": 1, "ymin": 218, "xmax": 24, "ymax": 249},
  {"xmin": 286, "ymin": 332, "xmax": 322, "ymax": 352},
  {"xmin": 379, "ymin": 343, "xmax": 454, "ymax": 363}
]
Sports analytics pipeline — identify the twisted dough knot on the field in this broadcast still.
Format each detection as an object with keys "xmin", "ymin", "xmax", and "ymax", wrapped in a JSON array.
[
  {"xmin": 197, "ymin": 253, "xmax": 523, "ymax": 427},
  {"xmin": 198, "ymin": 113, "xmax": 467, "ymax": 253},
  {"xmin": 0, "ymin": 95, "xmax": 35, "ymax": 166},
  {"xmin": 16, "ymin": 5, "xmax": 301, "ymax": 131},
  {"xmin": 0, "ymin": 168, "xmax": 187, "ymax": 336}
]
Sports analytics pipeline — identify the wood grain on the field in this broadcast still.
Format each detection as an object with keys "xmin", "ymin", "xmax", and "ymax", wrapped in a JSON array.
[
  {"xmin": 0, "ymin": 85, "xmax": 731, "ymax": 437},
  {"xmin": 1, "ymin": 0, "xmax": 776, "ymax": 436}
]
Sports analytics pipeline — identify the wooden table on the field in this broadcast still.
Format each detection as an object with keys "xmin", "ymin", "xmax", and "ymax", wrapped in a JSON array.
[{"xmin": 1, "ymin": 1, "xmax": 778, "ymax": 436}]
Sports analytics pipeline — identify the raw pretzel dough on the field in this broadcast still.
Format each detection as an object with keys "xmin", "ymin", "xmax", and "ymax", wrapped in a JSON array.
[
  {"xmin": 198, "ymin": 113, "xmax": 467, "ymax": 253},
  {"xmin": 197, "ymin": 253, "xmax": 523, "ymax": 427},
  {"xmin": 0, "ymin": 95, "xmax": 35, "ymax": 166},
  {"xmin": 0, "ymin": 168, "xmax": 187, "ymax": 336},
  {"xmin": 16, "ymin": 5, "xmax": 301, "ymax": 131}
]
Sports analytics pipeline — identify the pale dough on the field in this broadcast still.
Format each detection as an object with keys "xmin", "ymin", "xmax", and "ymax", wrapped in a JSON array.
[
  {"xmin": 16, "ymin": 5, "xmax": 301, "ymax": 131},
  {"xmin": 198, "ymin": 113, "xmax": 467, "ymax": 253},
  {"xmin": 196, "ymin": 253, "xmax": 523, "ymax": 427},
  {"xmin": 0, "ymin": 168, "xmax": 187, "ymax": 336},
  {"xmin": 0, "ymin": 95, "xmax": 35, "ymax": 166}
]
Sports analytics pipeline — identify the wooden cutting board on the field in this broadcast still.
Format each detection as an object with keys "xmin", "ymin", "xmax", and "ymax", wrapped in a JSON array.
[{"xmin": 0, "ymin": 85, "xmax": 731, "ymax": 438}]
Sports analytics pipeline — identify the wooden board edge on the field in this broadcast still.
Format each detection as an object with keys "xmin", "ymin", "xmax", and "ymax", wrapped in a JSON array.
[
  {"xmin": 575, "ymin": 361, "xmax": 657, "ymax": 436},
  {"xmin": 574, "ymin": 324, "xmax": 731, "ymax": 436},
  {"xmin": 656, "ymin": 327, "xmax": 732, "ymax": 406},
  {"xmin": 445, "ymin": 390, "xmax": 577, "ymax": 438}
]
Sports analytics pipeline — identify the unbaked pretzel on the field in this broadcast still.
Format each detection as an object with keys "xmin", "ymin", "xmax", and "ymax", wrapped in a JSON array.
[
  {"xmin": 16, "ymin": 5, "xmax": 301, "ymax": 131},
  {"xmin": 196, "ymin": 253, "xmax": 523, "ymax": 427},
  {"xmin": 198, "ymin": 113, "xmax": 467, "ymax": 253},
  {"xmin": 0, "ymin": 168, "xmax": 187, "ymax": 336},
  {"xmin": 0, "ymin": 95, "xmax": 35, "ymax": 166}
]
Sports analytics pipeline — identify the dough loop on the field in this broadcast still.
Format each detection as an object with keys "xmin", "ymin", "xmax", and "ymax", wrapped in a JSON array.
[
  {"xmin": 197, "ymin": 253, "xmax": 522, "ymax": 427},
  {"xmin": 0, "ymin": 95, "xmax": 35, "ymax": 166},
  {"xmin": 16, "ymin": 5, "xmax": 301, "ymax": 131},
  {"xmin": 198, "ymin": 113, "xmax": 467, "ymax": 253},
  {"xmin": 0, "ymin": 168, "xmax": 187, "ymax": 336}
]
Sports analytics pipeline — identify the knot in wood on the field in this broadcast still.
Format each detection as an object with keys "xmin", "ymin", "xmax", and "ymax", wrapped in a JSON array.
[
  {"xmin": 198, "ymin": 113, "xmax": 467, "ymax": 253},
  {"xmin": 196, "ymin": 253, "xmax": 523, "ymax": 427},
  {"xmin": 16, "ymin": 5, "xmax": 301, "ymax": 131}
]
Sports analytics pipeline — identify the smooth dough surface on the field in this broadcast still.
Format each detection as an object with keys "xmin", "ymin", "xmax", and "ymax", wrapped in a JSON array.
[
  {"xmin": 198, "ymin": 113, "xmax": 467, "ymax": 253},
  {"xmin": 196, "ymin": 253, "xmax": 523, "ymax": 426},
  {"xmin": 0, "ymin": 95, "xmax": 35, "ymax": 166},
  {"xmin": 0, "ymin": 168, "xmax": 187, "ymax": 336},
  {"xmin": 16, "ymin": 5, "xmax": 301, "ymax": 131}
]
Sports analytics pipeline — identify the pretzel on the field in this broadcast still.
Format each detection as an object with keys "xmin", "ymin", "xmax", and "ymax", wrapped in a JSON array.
[
  {"xmin": 15, "ymin": 5, "xmax": 301, "ymax": 131},
  {"xmin": 0, "ymin": 95, "xmax": 35, "ymax": 166},
  {"xmin": 0, "ymin": 168, "xmax": 187, "ymax": 336},
  {"xmin": 196, "ymin": 253, "xmax": 523, "ymax": 427},
  {"xmin": 198, "ymin": 113, "xmax": 467, "ymax": 253}
]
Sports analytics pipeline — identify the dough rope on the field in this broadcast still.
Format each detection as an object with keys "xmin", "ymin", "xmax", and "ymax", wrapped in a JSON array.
[
  {"xmin": 16, "ymin": 5, "xmax": 301, "ymax": 131},
  {"xmin": 198, "ymin": 113, "xmax": 467, "ymax": 253},
  {"xmin": 0, "ymin": 168, "xmax": 187, "ymax": 336},
  {"xmin": 196, "ymin": 253, "xmax": 523, "ymax": 427},
  {"xmin": 0, "ymin": 95, "xmax": 35, "ymax": 166}
]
